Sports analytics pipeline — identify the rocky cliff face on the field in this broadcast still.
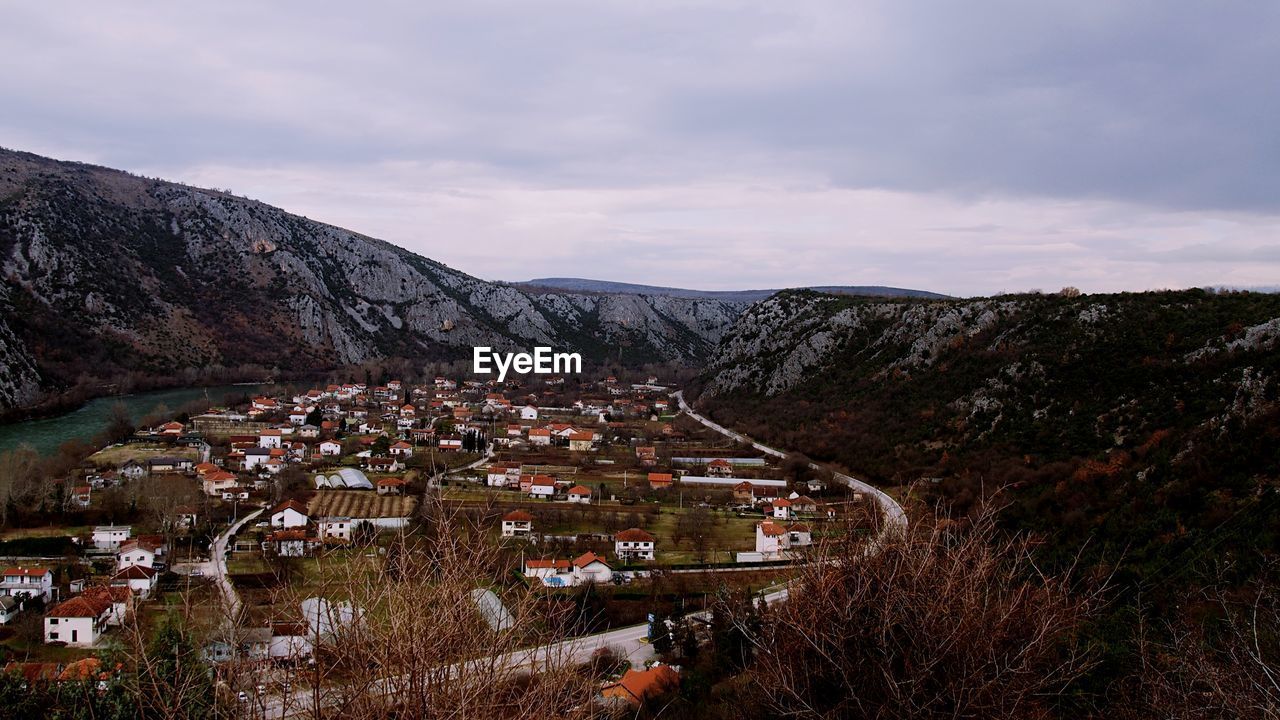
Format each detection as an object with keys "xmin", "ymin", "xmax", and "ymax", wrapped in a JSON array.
[
  {"xmin": 695, "ymin": 289, "xmax": 1280, "ymax": 480},
  {"xmin": 0, "ymin": 149, "xmax": 745, "ymax": 410}
]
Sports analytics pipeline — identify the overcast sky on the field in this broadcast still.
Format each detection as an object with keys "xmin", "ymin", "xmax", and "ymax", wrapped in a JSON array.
[{"xmin": 3, "ymin": 2, "xmax": 1278, "ymax": 296}]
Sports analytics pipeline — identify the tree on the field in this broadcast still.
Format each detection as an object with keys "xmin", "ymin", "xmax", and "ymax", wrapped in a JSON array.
[
  {"xmin": 650, "ymin": 611, "xmax": 674, "ymax": 657},
  {"xmin": 103, "ymin": 401, "xmax": 136, "ymax": 444}
]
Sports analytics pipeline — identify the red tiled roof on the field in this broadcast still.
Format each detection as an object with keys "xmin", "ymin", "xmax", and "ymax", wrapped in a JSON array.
[
  {"xmin": 48, "ymin": 595, "xmax": 111, "ymax": 618},
  {"xmin": 615, "ymin": 528, "xmax": 655, "ymax": 543},
  {"xmin": 503, "ymin": 510, "xmax": 533, "ymax": 522},
  {"xmin": 525, "ymin": 559, "xmax": 571, "ymax": 571},
  {"xmin": 602, "ymin": 665, "xmax": 680, "ymax": 706}
]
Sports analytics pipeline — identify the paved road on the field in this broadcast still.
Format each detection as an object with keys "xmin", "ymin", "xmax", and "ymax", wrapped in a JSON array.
[
  {"xmin": 673, "ymin": 390, "xmax": 908, "ymax": 532},
  {"xmin": 191, "ymin": 506, "xmax": 265, "ymax": 627},
  {"xmin": 255, "ymin": 393, "xmax": 904, "ymax": 717}
]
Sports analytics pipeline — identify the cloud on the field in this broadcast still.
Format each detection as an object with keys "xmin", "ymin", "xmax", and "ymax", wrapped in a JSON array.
[{"xmin": 1, "ymin": 1, "xmax": 1277, "ymax": 295}]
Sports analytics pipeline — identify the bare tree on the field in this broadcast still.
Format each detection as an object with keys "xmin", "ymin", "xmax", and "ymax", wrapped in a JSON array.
[{"xmin": 743, "ymin": 505, "xmax": 1104, "ymax": 719}]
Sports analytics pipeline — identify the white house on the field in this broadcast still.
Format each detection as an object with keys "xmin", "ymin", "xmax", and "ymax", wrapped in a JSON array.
[
  {"xmin": 614, "ymin": 528, "xmax": 656, "ymax": 562},
  {"xmin": 82, "ymin": 586, "xmax": 133, "ymax": 626},
  {"xmin": 389, "ymin": 441, "xmax": 413, "ymax": 458},
  {"xmin": 754, "ymin": 521, "xmax": 814, "ymax": 559},
  {"xmin": 116, "ymin": 542, "xmax": 156, "ymax": 570},
  {"xmin": 92, "ymin": 525, "xmax": 131, "ymax": 551},
  {"xmin": 242, "ymin": 448, "xmax": 272, "ymax": 471},
  {"xmin": 566, "ymin": 485, "xmax": 593, "ymax": 504},
  {"xmin": 110, "ymin": 565, "xmax": 159, "ymax": 598},
  {"xmin": 1, "ymin": 566, "xmax": 55, "ymax": 603},
  {"xmin": 318, "ymin": 517, "xmax": 352, "ymax": 542},
  {"xmin": 259, "ymin": 429, "xmax": 283, "ymax": 449},
  {"xmin": 528, "ymin": 428, "xmax": 551, "ymax": 446},
  {"xmin": 771, "ymin": 498, "xmax": 794, "ymax": 520},
  {"xmin": 520, "ymin": 405, "xmax": 539, "ymax": 421},
  {"xmin": 528, "ymin": 478, "xmax": 556, "ymax": 500},
  {"xmin": 501, "ymin": 510, "xmax": 533, "ymax": 538},
  {"xmin": 270, "ymin": 499, "xmax": 310, "ymax": 528},
  {"xmin": 269, "ymin": 621, "xmax": 313, "ymax": 659},
  {"xmin": 44, "ymin": 595, "xmax": 111, "ymax": 647},
  {"xmin": 0, "ymin": 596, "xmax": 20, "ymax": 625},
  {"xmin": 487, "ymin": 464, "xmax": 521, "ymax": 488},
  {"xmin": 318, "ymin": 440, "xmax": 343, "ymax": 457},
  {"xmin": 572, "ymin": 552, "xmax": 613, "ymax": 584}
]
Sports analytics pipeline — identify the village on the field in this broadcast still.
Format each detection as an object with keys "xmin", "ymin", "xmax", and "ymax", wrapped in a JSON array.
[{"xmin": 0, "ymin": 370, "xmax": 873, "ymax": 707}]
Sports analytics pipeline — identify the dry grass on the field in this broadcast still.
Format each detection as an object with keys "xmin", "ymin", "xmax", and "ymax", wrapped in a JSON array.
[{"xmin": 307, "ymin": 490, "xmax": 418, "ymax": 520}]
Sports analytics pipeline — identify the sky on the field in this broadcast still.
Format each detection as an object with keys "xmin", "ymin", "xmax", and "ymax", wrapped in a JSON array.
[{"xmin": 2, "ymin": 1, "xmax": 1278, "ymax": 297}]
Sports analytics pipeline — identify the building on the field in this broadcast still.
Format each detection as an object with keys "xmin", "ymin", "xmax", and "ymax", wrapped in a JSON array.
[
  {"xmin": 572, "ymin": 552, "xmax": 612, "ymax": 584},
  {"xmin": 528, "ymin": 428, "xmax": 551, "ymax": 446},
  {"xmin": 647, "ymin": 473, "xmax": 673, "ymax": 490},
  {"xmin": 110, "ymin": 565, "xmax": 159, "ymax": 598},
  {"xmin": 754, "ymin": 521, "xmax": 814, "ymax": 559},
  {"xmin": 501, "ymin": 510, "xmax": 533, "ymax": 538},
  {"xmin": 614, "ymin": 528, "xmax": 656, "ymax": 562},
  {"xmin": 528, "ymin": 476, "xmax": 556, "ymax": 500},
  {"xmin": 566, "ymin": 485, "xmax": 592, "ymax": 504},
  {"xmin": 318, "ymin": 517, "xmax": 353, "ymax": 542},
  {"xmin": 771, "ymin": 498, "xmax": 794, "ymax": 520},
  {"xmin": 376, "ymin": 477, "xmax": 407, "ymax": 495},
  {"xmin": 44, "ymin": 595, "xmax": 111, "ymax": 647},
  {"xmin": 91, "ymin": 526, "xmax": 131, "ymax": 551},
  {"xmin": 706, "ymin": 458, "xmax": 734, "ymax": 477},
  {"xmin": 270, "ymin": 499, "xmax": 310, "ymax": 528},
  {"xmin": 601, "ymin": 665, "xmax": 681, "ymax": 707},
  {"xmin": 116, "ymin": 541, "xmax": 157, "ymax": 570},
  {"xmin": 1, "ymin": 567, "xmax": 55, "ymax": 603},
  {"xmin": 265, "ymin": 530, "xmax": 320, "ymax": 558},
  {"xmin": 520, "ymin": 405, "xmax": 539, "ymax": 420}
]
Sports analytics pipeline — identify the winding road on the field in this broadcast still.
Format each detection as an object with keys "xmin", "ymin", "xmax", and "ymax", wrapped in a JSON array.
[{"xmin": 257, "ymin": 391, "xmax": 906, "ymax": 718}]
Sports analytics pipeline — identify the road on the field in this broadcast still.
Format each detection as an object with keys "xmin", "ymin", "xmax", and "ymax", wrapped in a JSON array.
[
  {"xmin": 177, "ymin": 506, "xmax": 265, "ymax": 628},
  {"xmin": 673, "ymin": 390, "xmax": 908, "ymax": 532},
  {"xmin": 256, "ymin": 392, "xmax": 903, "ymax": 718}
]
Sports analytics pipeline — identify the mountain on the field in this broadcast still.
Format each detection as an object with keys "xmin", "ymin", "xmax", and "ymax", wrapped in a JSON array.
[
  {"xmin": 690, "ymin": 287, "xmax": 1280, "ymax": 594},
  {"xmin": 0, "ymin": 148, "xmax": 747, "ymax": 411},
  {"xmin": 519, "ymin": 277, "xmax": 947, "ymax": 302}
]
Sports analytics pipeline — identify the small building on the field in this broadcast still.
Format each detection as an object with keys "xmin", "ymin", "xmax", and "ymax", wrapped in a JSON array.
[
  {"xmin": 501, "ymin": 510, "xmax": 533, "ymax": 538},
  {"xmin": 528, "ymin": 428, "xmax": 551, "ymax": 446},
  {"xmin": 601, "ymin": 665, "xmax": 681, "ymax": 707},
  {"xmin": 376, "ymin": 477, "xmax": 407, "ymax": 495},
  {"xmin": 566, "ymin": 485, "xmax": 592, "ymax": 504},
  {"xmin": 265, "ymin": 530, "xmax": 320, "ymax": 558},
  {"xmin": 1, "ymin": 567, "xmax": 55, "ymax": 604},
  {"xmin": 520, "ymin": 405, "xmax": 539, "ymax": 420},
  {"xmin": 318, "ymin": 517, "xmax": 353, "ymax": 542},
  {"xmin": 110, "ymin": 565, "xmax": 159, "ymax": 598},
  {"xmin": 528, "ymin": 476, "xmax": 556, "ymax": 500},
  {"xmin": 44, "ymin": 596, "xmax": 112, "ymax": 647},
  {"xmin": 706, "ymin": 458, "xmax": 734, "ymax": 478},
  {"xmin": 647, "ymin": 473, "xmax": 673, "ymax": 490},
  {"xmin": 568, "ymin": 431, "xmax": 595, "ymax": 452},
  {"xmin": 614, "ymin": 528, "xmax": 656, "ymax": 562},
  {"xmin": 317, "ymin": 440, "xmax": 343, "ymax": 457},
  {"xmin": 270, "ymin": 499, "xmax": 311, "ymax": 528},
  {"xmin": 92, "ymin": 525, "xmax": 131, "ymax": 551},
  {"xmin": 116, "ymin": 541, "xmax": 156, "ymax": 570}
]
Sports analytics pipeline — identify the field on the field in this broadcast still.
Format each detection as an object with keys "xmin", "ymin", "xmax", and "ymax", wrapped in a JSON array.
[
  {"xmin": 307, "ymin": 491, "xmax": 418, "ymax": 520},
  {"xmin": 87, "ymin": 443, "xmax": 201, "ymax": 467}
]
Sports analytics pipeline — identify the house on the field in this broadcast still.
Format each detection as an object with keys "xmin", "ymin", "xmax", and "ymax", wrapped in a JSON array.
[
  {"xmin": 528, "ymin": 476, "xmax": 556, "ymax": 500},
  {"xmin": 221, "ymin": 486, "xmax": 251, "ymax": 501},
  {"xmin": 568, "ymin": 431, "xmax": 595, "ymax": 452},
  {"xmin": 733, "ymin": 481, "xmax": 779, "ymax": 505},
  {"xmin": 270, "ymin": 499, "xmax": 310, "ymax": 528},
  {"xmin": 706, "ymin": 458, "xmax": 734, "ymax": 477},
  {"xmin": 202, "ymin": 469, "xmax": 239, "ymax": 496},
  {"xmin": 81, "ymin": 585, "xmax": 133, "ymax": 626},
  {"xmin": 265, "ymin": 530, "xmax": 320, "ymax": 557},
  {"xmin": 614, "ymin": 528, "xmax": 656, "ymax": 562},
  {"xmin": 146, "ymin": 456, "xmax": 189, "ymax": 474},
  {"xmin": 754, "ymin": 521, "xmax": 814, "ymax": 559},
  {"xmin": 44, "ymin": 595, "xmax": 111, "ymax": 647},
  {"xmin": 288, "ymin": 407, "xmax": 308, "ymax": 425},
  {"xmin": 487, "ymin": 464, "xmax": 521, "ymax": 488},
  {"xmin": 242, "ymin": 448, "xmax": 272, "ymax": 471},
  {"xmin": 116, "ymin": 541, "xmax": 156, "ymax": 570},
  {"xmin": 376, "ymin": 477, "xmax": 407, "ymax": 495},
  {"xmin": 528, "ymin": 428, "xmax": 551, "ymax": 446},
  {"xmin": 566, "ymin": 485, "xmax": 592, "ymax": 504},
  {"xmin": 92, "ymin": 525, "xmax": 131, "ymax": 551},
  {"xmin": 259, "ymin": 429, "xmax": 283, "ymax": 449},
  {"xmin": 601, "ymin": 665, "xmax": 681, "ymax": 707},
  {"xmin": 317, "ymin": 440, "xmax": 343, "ymax": 457},
  {"xmin": 269, "ymin": 621, "xmax": 313, "ymax": 659},
  {"xmin": 572, "ymin": 552, "xmax": 612, "ymax": 584},
  {"xmin": 1, "ymin": 567, "xmax": 55, "ymax": 603},
  {"xmin": 647, "ymin": 472, "xmax": 673, "ymax": 490},
  {"xmin": 501, "ymin": 510, "xmax": 533, "ymax": 538},
  {"xmin": 438, "ymin": 436, "xmax": 463, "ymax": 452},
  {"xmin": 523, "ymin": 559, "xmax": 573, "ymax": 586},
  {"xmin": 69, "ymin": 485, "xmax": 92, "ymax": 508},
  {"xmin": 790, "ymin": 495, "xmax": 819, "ymax": 514},
  {"xmin": 520, "ymin": 405, "xmax": 539, "ymax": 420},
  {"xmin": 635, "ymin": 446, "xmax": 657, "ymax": 467},
  {"xmin": 118, "ymin": 460, "xmax": 147, "ymax": 481},
  {"xmin": 158, "ymin": 421, "xmax": 185, "ymax": 436},
  {"xmin": 110, "ymin": 565, "xmax": 159, "ymax": 598},
  {"xmin": 389, "ymin": 441, "xmax": 413, "ymax": 458},
  {"xmin": 318, "ymin": 517, "xmax": 353, "ymax": 542},
  {"xmin": 771, "ymin": 498, "xmax": 794, "ymax": 520},
  {"xmin": 364, "ymin": 456, "xmax": 402, "ymax": 473}
]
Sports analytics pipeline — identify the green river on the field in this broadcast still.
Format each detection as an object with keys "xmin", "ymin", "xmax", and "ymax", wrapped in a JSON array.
[{"xmin": 0, "ymin": 384, "xmax": 267, "ymax": 457}]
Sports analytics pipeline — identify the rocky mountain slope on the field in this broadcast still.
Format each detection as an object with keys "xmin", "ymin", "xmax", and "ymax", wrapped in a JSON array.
[
  {"xmin": 692, "ymin": 288, "xmax": 1280, "ymax": 592},
  {"xmin": 0, "ymin": 148, "xmax": 746, "ymax": 411}
]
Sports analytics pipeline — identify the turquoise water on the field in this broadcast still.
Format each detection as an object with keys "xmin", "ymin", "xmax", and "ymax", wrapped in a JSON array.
[{"xmin": 0, "ymin": 384, "xmax": 266, "ymax": 457}]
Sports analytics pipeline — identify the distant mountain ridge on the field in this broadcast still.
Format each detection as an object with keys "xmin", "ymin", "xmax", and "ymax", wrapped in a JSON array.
[
  {"xmin": 0, "ymin": 148, "xmax": 747, "ymax": 411},
  {"xmin": 519, "ymin": 277, "xmax": 947, "ymax": 302}
]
